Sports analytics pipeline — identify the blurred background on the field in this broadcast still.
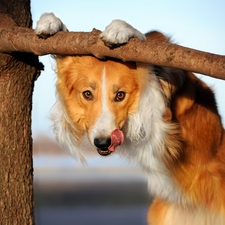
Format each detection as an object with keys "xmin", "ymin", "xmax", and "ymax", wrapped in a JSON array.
[{"xmin": 31, "ymin": 0, "xmax": 225, "ymax": 224}]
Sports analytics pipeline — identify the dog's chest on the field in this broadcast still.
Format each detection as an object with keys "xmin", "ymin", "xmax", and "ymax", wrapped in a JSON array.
[
  {"xmin": 120, "ymin": 139, "xmax": 187, "ymax": 204},
  {"xmin": 145, "ymin": 155, "xmax": 188, "ymax": 205}
]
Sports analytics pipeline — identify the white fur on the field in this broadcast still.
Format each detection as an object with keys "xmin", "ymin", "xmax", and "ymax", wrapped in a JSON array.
[
  {"xmin": 89, "ymin": 67, "xmax": 116, "ymax": 144},
  {"xmin": 100, "ymin": 19, "xmax": 146, "ymax": 44},
  {"xmin": 35, "ymin": 13, "xmax": 67, "ymax": 36}
]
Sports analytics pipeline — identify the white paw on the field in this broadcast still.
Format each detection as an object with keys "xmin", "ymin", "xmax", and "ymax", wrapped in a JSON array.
[
  {"xmin": 35, "ymin": 13, "xmax": 67, "ymax": 38},
  {"xmin": 100, "ymin": 20, "xmax": 146, "ymax": 45}
]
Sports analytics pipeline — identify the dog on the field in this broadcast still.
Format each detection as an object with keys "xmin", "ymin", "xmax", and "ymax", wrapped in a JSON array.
[{"xmin": 36, "ymin": 13, "xmax": 225, "ymax": 224}]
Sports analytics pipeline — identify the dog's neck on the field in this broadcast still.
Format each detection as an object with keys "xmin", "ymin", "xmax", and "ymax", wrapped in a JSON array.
[{"xmin": 118, "ymin": 66, "xmax": 187, "ymax": 204}]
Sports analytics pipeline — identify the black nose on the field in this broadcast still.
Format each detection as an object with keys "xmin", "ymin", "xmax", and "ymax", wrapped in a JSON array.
[{"xmin": 94, "ymin": 137, "xmax": 111, "ymax": 149}]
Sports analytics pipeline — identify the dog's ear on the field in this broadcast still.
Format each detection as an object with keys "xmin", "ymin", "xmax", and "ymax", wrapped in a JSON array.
[
  {"xmin": 126, "ymin": 63, "xmax": 168, "ymax": 145},
  {"xmin": 125, "ymin": 63, "xmax": 182, "ymax": 162},
  {"xmin": 50, "ymin": 98, "xmax": 87, "ymax": 164}
]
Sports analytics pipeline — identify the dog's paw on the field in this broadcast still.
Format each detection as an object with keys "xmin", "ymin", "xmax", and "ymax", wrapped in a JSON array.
[
  {"xmin": 35, "ymin": 13, "xmax": 67, "ymax": 38},
  {"xmin": 100, "ymin": 20, "xmax": 146, "ymax": 46}
]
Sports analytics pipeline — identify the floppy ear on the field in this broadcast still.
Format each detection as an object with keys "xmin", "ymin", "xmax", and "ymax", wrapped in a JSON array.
[
  {"xmin": 126, "ymin": 63, "xmax": 168, "ymax": 146},
  {"xmin": 50, "ymin": 55, "xmax": 92, "ymax": 164},
  {"xmin": 50, "ymin": 97, "xmax": 87, "ymax": 164},
  {"xmin": 125, "ymin": 63, "xmax": 182, "ymax": 162}
]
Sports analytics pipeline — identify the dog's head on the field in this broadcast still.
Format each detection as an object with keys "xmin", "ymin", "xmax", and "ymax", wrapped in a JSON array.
[
  {"xmin": 53, "ymin": 55, "xmax": 142, "ymax": 159},
  {"xmin": 52, "ymin": 55, "xmax": 182, "ymax": 164}
]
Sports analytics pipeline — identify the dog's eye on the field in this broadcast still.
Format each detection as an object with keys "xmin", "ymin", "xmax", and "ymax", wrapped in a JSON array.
[
  {"xmin": 115, "ymin": 91, "xmax": 126, "ymax": 102},
  {"xmin": 83, "ymin": 90, "xmax": 93, "ymax": 100}
]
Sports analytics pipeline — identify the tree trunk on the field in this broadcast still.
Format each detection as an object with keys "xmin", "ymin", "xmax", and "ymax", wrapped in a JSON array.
[{"xmin": 0, "ymin": 1, "xmax": 39, "ymax": 224}]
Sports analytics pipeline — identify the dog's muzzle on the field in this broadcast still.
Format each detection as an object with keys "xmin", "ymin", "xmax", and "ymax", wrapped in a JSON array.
[{"xmin": 94, "ymin": 129, "xmax": 124, "ymax": 156}]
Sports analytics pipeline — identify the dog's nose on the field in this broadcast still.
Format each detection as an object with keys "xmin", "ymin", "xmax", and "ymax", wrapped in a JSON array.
[{"xmin": 94, "ymin": 137, "xmax": 111, "ymax": 149}]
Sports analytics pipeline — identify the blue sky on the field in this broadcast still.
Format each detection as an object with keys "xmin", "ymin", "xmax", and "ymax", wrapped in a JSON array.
[{"xmin": 31, "ymin": 0, "xmax": 225, "ymax": 136}]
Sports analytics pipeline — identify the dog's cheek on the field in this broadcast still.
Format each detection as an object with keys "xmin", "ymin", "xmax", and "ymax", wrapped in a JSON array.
[
  {"xmin": 113, "ymin": 94, "xmax": 139, "ymax": 130},
  {"xmin": 83, "ymin": 108, "xmax": 100, "ymax": 133},
  {"xmin": 114, "ymin": 109, "xmax": 130, "ymax": 130},
  {"xmin": 65, "ymin": 103, "xmax": 87, "ymax": 131}
]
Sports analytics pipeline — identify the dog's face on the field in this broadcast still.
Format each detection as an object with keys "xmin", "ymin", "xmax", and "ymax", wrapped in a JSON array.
[{"xmin": 56, "ymin": 55, "xmax": 140, "ymax": 156}]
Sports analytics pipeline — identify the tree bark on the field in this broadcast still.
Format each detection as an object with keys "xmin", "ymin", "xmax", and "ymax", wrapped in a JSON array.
[
  {"xmin": 0, "ymin": 1, "xmax": 40, "ymax": 224},
  {"xmin": 0, "ymin": 26, "xmax": 225, "ymax": 80}
]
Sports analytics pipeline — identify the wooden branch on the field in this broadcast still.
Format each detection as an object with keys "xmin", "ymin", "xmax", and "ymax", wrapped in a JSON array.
[{"xmin": 0, "ymin": 26, "xmax": 225, "ymax": 80}]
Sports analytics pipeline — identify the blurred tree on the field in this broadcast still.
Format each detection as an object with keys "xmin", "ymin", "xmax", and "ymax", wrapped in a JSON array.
[{"xmin": 0, "ymin": 0, "xmax": 41, "ymax": 224}]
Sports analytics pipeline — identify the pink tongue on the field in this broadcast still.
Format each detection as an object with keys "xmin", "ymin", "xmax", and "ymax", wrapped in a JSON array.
[{"xmin": 108, "ymin": 129, "xmax": 124, "ymax": 152}]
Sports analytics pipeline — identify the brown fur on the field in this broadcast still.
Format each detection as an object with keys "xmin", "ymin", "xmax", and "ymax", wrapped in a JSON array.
[{"xmin": 146, "ymin": 33, "xmax": 225, "ymax": 224}]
